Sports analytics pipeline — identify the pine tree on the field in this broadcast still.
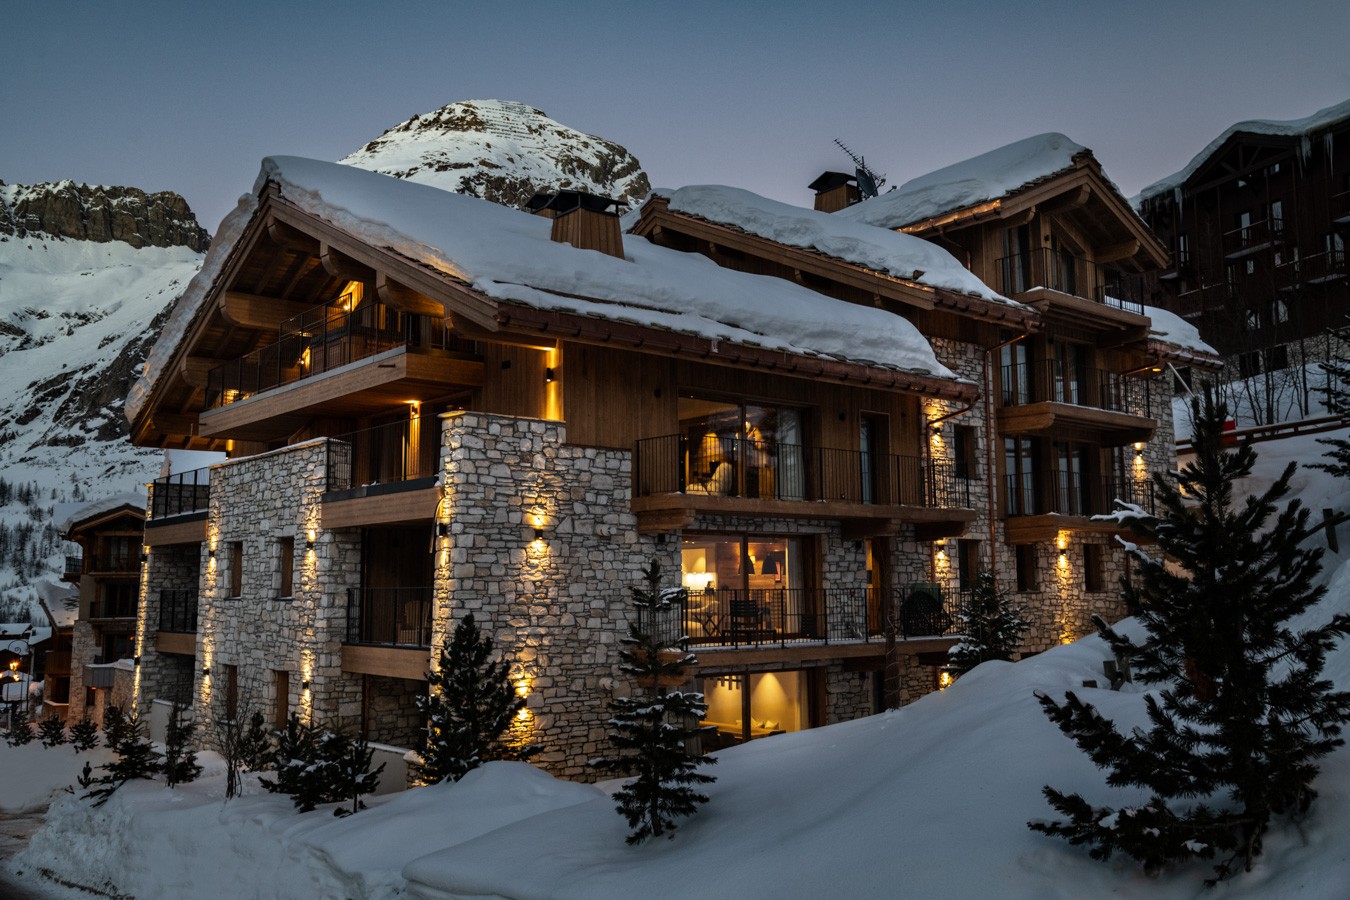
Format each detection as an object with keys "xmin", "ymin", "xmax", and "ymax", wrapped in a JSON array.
[
  {"xmin": 218, "ymin": 707, "xmax": 273, "ymax": 799},
  {"xmin": 5, "ymin": 704, "xmax": 33, "ymax": 746},
  {"xmin": 948, "ymin": 570, "xmax": 1029, "ymax": 676},
  {"xmin": 1029, "ymin": 390, "xmax": 1350, "ymax": 883},
  {"xmin": 1313, "ymin": 354, "xmax": 1350, "ymax": 477},
  {"xmin": 162, "ymin": 702, "xmax": 201, "ymax": 787},
  {"xmin": 68, "ymin": 717, "xmax": 99, "ymax": 753},
  {"xmin": 102, "ymin": 705, "xmax": 133, "ymax": 749},
  {"xmin": 327, "ymin": 729, "xmax": 385, "ymax": 817},
  {"xmin": 413, "ymin": 611, "xmax": 539, "ymax": 786},
  {"xmin": 261, "ymin": 714, "xmax": 383, "ymax": 813},
  {"xmin": 591, "ymin": 560, "xmax": 716, "ymax": 844},
  {"xmin": 82, "ymin": 711, "xmax": 163, "ymax": 807},
  {"xmin": 38, "ymin": 714, "xmax": 67, "ymax": 747}
]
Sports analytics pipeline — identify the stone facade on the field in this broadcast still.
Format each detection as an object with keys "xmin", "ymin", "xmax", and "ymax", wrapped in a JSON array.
[{"xmin": 136, "ymin": 541, "xmax": 202, "ymax": 714}]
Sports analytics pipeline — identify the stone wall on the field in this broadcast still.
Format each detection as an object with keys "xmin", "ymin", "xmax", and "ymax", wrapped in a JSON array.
[
  {"xmin": 364, "ymin": 675, "xmax": 423, "ymax": 748},
  {"xmin": 66, "ymin": 621, "xmax": 95, "ymax": 722},
  {"xmin": 136, "ymin": 541, "xmax": 202, "ymax": 715},
  {"xmin": 436, "ymin": 412, "xmax": 665, "ymax": 780}
]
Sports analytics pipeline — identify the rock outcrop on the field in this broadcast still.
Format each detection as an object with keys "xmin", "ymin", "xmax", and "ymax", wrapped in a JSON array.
[{"xmin": 0, "ymin": 180, "xmax": 210, "ymax": 251}]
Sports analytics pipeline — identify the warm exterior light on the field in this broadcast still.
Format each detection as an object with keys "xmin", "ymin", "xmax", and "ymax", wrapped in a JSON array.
[
  {"xmin": 8, "ymin": 659, "xmax": 17, "ymax": 672},
  {"xmin": 202, "ymin": 666, "xmax": 211, "ymax": 677},
  {"xmin": 208, "ymin": 547, "xmax": 217, "ymax": 559},
  {"xmin": 436, "ymin": 522, "xmax": 450, "ymax": 538},
  {"xmin": 533, "ymin": 527, "xmax": 545, "ymax": 541},
  {"xmin": 544, "ymin": 367, "xmax": 555, "ymax": 383},
  {"xmin": 133, "ymin": 656, "xmax": 141, "ymax": 667},
  {"xmin": 302, "ymin": 680, "xmax": 311, "ymax": 691},
  {"xmin": 937, "ymin": 668, "xmax": 955, "ymax": 690},
  {"xmin": 1134, "ymin": 442, "xmax": 1145, "ymax": 457}
]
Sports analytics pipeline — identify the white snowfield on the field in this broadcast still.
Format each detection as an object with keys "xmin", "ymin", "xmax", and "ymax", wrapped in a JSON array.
[
  {"xmin": 129, "ymin": 155, "xmax": 962, "ymax": 423},
  {"xmin": 7, "ymin": 425, "xmax": 1350, "ymax": 899},
  {"xmin": 835, "ymin": 132, "xmax": 1087, "ymax": 229}
]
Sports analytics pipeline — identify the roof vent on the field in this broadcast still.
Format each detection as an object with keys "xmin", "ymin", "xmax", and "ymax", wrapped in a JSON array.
[
  {"xmin": 808, "ymin": 171, "xmax": 860, "ymax": 213},
  {"xmin": 531, "ymin": 190, "xmax": 626, "ymax": 258}
]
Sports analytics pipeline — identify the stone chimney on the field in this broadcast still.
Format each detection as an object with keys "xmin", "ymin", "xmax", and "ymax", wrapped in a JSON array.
[
  {"xmin": 531, "ymin": 191, "xmax": 625, "ymax": 258},
  {"xmin": 808, "ymin": 171, "xmax": 860, "ymax": 213}
]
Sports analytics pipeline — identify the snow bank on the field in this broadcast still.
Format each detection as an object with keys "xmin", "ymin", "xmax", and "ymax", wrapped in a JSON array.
[
  {"xmin": 662, "ymin": 184, "xmax": 1017, "ymax": 305},
  {"xmin": 0, "ymin": 743, "xmax": 115, "ymax": 814},
  {"xmin": 837, "ymin": 133, "xmax": 1085, "ymax": 229}
]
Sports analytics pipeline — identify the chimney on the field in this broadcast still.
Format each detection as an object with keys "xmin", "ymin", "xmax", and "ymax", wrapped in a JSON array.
[
  {"xmin": 808, "ymin": 171, "xmax": 860, "ymax": 213},
  {"xmin": 533, "ymin": 190, "xmax": 625, "ymax": 258}
]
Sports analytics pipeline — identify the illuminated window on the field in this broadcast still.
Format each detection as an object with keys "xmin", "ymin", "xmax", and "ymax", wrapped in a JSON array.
[{"xmin": 700, "ymin": 670, "xmax": 809, "ymax": 748}]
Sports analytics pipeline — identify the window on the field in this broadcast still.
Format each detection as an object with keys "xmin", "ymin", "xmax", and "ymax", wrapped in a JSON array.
[
  {"xmin": 277, "ymin": 537, "xmax": 295, "ymax": 599},
  {"xmin": 1176, "ymin": 233, "xmax": 1191, "ymax": 268},
  {"xmin": 700, "ymin": 671, "xmax": 809, "ymax": 746},
  {"xmin": 1265, "ymin": 344, "xmax": 1289, "ymax": 372},
  {"xmin": 1004, "ymin": 437, "xmax": 1037, "ymax": 516},
  {"xmin": 954, "ymin": 425, "xmax": 979, "ymax": 480},
  {"xmin": 1015, "ymin": 544, "xmax": 1039, "ymax": 592},
  {"xmin": 99, "ymin": 634, "xmax": 134, "ymax": 663},
  {"xmin": 1270, "ymin": 299, "xmax": 1289, "ymax": 325},
  {"xmin": 1269, "ymin": 200, "xmax": 1283, "ymax": 233},
  {"xmin": 1050, "ymin": 341, "xmax": 1088, "ymax": 405},
  {"xmin": 999, "ymin": 340, "xmax": 1031, "ymax": 405},
  {"xmin": 1001, "ymin": 225, "xmax": 1031, "ymax": 293},
  {"xmin": 678, "ymin": 396, "xmax": 805, "ymax": 500},
  {"xmin": 97, "ymin": 581, "xmax": 138, "ymax": 618},
  {"xmin": 1054, "ymin": 443, "xmax": 1092, "ymax": 516},
  {"xmin": 1084, "ymin": 544, "xmax": 1104, "ymax": 592},
  {"xmin": 274, "ymin": 670, "xmax": 290, "ymax": 728},
  {"xmin": 680, "ymin": 534, "xmax": 812, "ymax": 640},
  {"xmin": 955, "ymin": 539, "xmax": 980, "ymax": 592},
  {"xmin": 228, "ymin": 541, "xmax": 243, "ymax": 598}
]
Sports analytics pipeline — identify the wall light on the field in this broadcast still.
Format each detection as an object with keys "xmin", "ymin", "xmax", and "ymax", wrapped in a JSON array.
[
  {"xmin": 133, "ymin": 656, "xmax": 141, "ymax": 667},
  {"xmin": 202, "ymin": 666, "xmax": 211, "ymax": 677},
  {"xmin": 436, "ymin": 522, "xmax": 450, "ymax": 538},
  {"xmin": 305, "ymin": 530, "xmax": 316, "ymax": 551},
  {"xmin": 208, "ymin": 547, "xmax": 217, "ymax": 559},
  {"xmin": 533, "ymin": 526, "xmax": 545, "ymax": 541},
  {"xmin": 544, "ymin": 367, "xmax": 555, "ymax": 383},
  {"xmin": 301, "ymin": 680, "xmax": 311, "ymax": 691},
  {"xmin": 1134, "ymin": 442, "xmax": 1145, "ymax": 458}
]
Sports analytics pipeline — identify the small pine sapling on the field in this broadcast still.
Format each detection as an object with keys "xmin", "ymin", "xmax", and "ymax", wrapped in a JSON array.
[
  {"xmin": 102, "ymin": 705, "xmax": 133, "ymax": 749},
  {"xmin": 162, "ymin": 702, "xmax": 202, "ymax": 787},
  {"xmin": 591, "ymin": 560, "xmax": 716, "ymax": 844},
  {"xmin": 5, "ymin": 704, "xmax": 33, "ymax": 746},
  {"xmin": 37, "ymin": 715, "xmax": 67, "ymax": 747},
  {"xmin": 948, "ymin": 570, "xmax": 1029, "ymax": 677},
  {"xmin": 1313, "ymin": 354, "xmax": 1350, "ymax": 477},
  {"xmin": 82, "ymin": 711, "xmax": 163, "ymax": 807},
  {"xmin": 327, "ymin": 730, "xmax": 385, "ymax": 817},
  {"xmin": 413, "ymin": 611, "xmax": 539, "ymax": 786},
  {"xmin": 1030, "ymin": 391, "xmax": 1350, "ymax": 884},
  {"xmin": 219, "ymin": 708, "xmax": 273, "ymax": 799},
  {"xmin": 69, "ymin": 717, "xmax": 99, "ymax": 753}
]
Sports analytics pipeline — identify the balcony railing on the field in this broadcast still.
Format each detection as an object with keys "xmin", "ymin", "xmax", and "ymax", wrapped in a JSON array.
[
  {"xmin": 996, "ymin": 247, "xmax": 1145, "ymax": 314},
  {"xmin": 1005, "ymin": 472, "xmax": 1155, "ymax": 518},
  {"xmin": 1222, "ymin": 216, "xmax": 1284, "ymax": 258},
  {"xmin": 1333, "ymin": 190, "xmax": 1350, "ymax": 222},
  {"xmin": 325, "ymin": 418, "xmax": 440, "ymax": 493},
  {"xmin": 634, "ymin": 435, "xmax": 970, "ymax": 509},
  {"xmin": 345, "ymin": 587, "xmax": 433, "ymax": 648},
  {"xmin": 1276, "ymin": 249, "xmax": 1347, "ymax": 287},
  {"xmin": 150, "ymin": 467, "xmax": 211, "ymax": 520},
  {"xmin": 1000, "ymin": 359, "xmax": 1151, "ymax": 416},
  {"xmin": 205, "ymin": 300, "xmax": 475, "ymax": 409},
  {"xmin": 87, "ymin": 552, "xmax": 139, "ymax": 573},
  {"xmin": 89, "ymin": 598, "xmax": 138, "ymax": 620},
  {"xmin": 64, "ymin": 554, "xmax": 83, "ymax": 576},
  {"xmin": 636, "ymin": 585, "xmax": 968, "ymax": 649},
  {"xmin": 158, "ymin": 590, "xmax": 198, "ymax": 633}
]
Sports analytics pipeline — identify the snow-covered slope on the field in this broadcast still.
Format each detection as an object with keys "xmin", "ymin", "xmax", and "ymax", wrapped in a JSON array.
[
  {"xmin": 338, "ymin": 99, "xmax": 650, "ymax": 209},
  {"xmin": 0, "ymin": 184, "xmax": 205, "ymax": 620}
]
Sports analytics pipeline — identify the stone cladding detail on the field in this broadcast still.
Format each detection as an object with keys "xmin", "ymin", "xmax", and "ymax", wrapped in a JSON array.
[{"xmin": 136, "ymin": 541, "xmax": 202, "ymax": 716}]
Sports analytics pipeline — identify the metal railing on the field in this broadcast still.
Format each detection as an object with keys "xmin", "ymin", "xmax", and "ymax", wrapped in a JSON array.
[
  {"xmin": 995, "ymin": 247, "xmax": 1145, "ymax": 314},
  {"xmin": 1005, "ymin": 472, "xmax": 1155, "ymax": 518},
  {"xmin": 1222, "ymin": 216, "xmax": 1284, "ymax": 257},
  {"xmin": 205, "ymin": 299, "xmax": 475, "ymax": 408},
  {"xmin": 158, "ymin": 590, "xmax": 198, "ymax": 633},
  {"xmin": 1000, "ymin": 359, "xmax": 1151, "ymax": 416},
  {"xmin": 63, "ymin": 554, "xmax": 83, "ymax": 575},
  {"xmin": 636, "ymin": 584, "xmax": 968, "ymax": 649},
  {"xmin": 1276, "ymin": 248, "xmax": 1346, "ymax": 288},
  {"xmin": 87, "ymin": 552, "xmax": 139, "ymax": 573},
  {"xmin": 89, "ymin": 597, "xmax": 138, "ymax": 619},
  {"xmin": 150, "ymin": 467, "xmax": 211, "ymax": 520},
  {"xmin": 345, "ymin": 587, "xmax": 433, "ymax": 648},
  {"xmin": 325, "ymin": 418, "xmax": 440, "ymax": 493},
  {"xmin": 634, "ymin": 435, "xmax": 970, "ymax": 508}
]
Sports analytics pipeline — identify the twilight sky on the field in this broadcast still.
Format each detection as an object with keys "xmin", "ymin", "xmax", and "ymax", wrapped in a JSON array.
[{"xmin": 3, "ymin": 0, "xmax": 1349, "ymax": 235}]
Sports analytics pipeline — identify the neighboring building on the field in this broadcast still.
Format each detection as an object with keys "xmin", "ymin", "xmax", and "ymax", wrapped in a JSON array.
[
  {"xmin": 124, "ymin": 144, "xmax": 1215, "ymax": 780},
  {"xmin": 1135, "ymin": 99, "xmax": 1350, "ymax": 420},
  {"xmin": 0, "ymin": 621, "xmax": 44, "ymax": 726},
  {"xmin": 61, "ymin": 496, "xmax": 146, "ymax": 725},
  {"xmin": 35, "ymin": 579, "xmax": 79, "ymax": 721}
]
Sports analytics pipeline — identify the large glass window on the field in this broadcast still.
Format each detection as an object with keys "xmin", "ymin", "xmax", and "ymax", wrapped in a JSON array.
[
  {"xmin": 679, "ymin": 397, "xmax": 804, "ymax": 500},
  {"xmin": 680, "ymin": 534, "xmax": 811, "ymax": 641},
  {"xmin": 700, "ymin": 671, "xmax": 808, "ymax": 747},
  {"xmin": 1004, "ymin": 437, "xmax": 1037, "ymax": 516}
]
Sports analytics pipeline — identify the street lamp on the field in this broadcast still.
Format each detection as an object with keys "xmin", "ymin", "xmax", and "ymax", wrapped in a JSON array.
[{"xmin": 4, "ymin": 640, "xmax": 30, "ymax": 732}]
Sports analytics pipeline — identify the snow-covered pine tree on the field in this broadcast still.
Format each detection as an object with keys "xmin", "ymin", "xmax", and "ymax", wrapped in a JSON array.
[
  {"xmin": 412, "ymin": 611, "xmax": 538, "ymax": 786},
  {"xmin": 1030, "ymin": 389, "xmax": 1350, "ymax": 883},
  {"xmin": 68, "ymin": 717, "xmax": 99, "ymax": 752},
  {"xmin": 260, "ymin": 713, "xmax": 328, "ymax": 810},
  {"xmin": 591, "ymin": 560, "xmax": 716, "ymax": 844},
  {"xmin": 5, "ymin": 704, "xmax": 33, "ymax": 746},
  {"xmin": 102, "ymin": 705, "xmax": 133, "ymax": 749},
  {"xmin": 38, "ymin": 714, "xmax": 67, "ymax": 747},
  {"xmin": 162, "ymin": 702, "xmax": 201, "ymax": 787},
  {"xmin": 948, "ymin": 570, "xmax": 1028, "ymax": 676},
  {"xmin": 82, "ymin": 711, "xmax": 163, "ymax": 807},
  {"xmin": 1313, "ymin": 353, "xmax": 1350, "ymax": 477},
  {"xmin": 327, "ymin": 729, "xmax": 385, "ymax": 817}
]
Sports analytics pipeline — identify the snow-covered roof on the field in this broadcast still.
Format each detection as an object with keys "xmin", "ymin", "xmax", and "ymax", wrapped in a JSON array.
[
  {"xmin": 1136, "ymin": 98, "xmax": 1350, "ymax": 203},
  {"xmin": 131, "ymin": 157, "xmax": 964, "ymax": 417},
  {"xmin": 36, "ymin": 580, "xmax": 79, "ymax": 630},
  {"xmin": 658, "ymin": 185, "xmax": 1021, "ymax": 307},
  {"xmin": 836, "ymin": 133, "xmax": 1086, "ymax": 229},
  {"xmin": 1144, "ymin": 304, "xmax": 1218, "ymax": 358},
  {"xmin": 57, "ymin": 491, "xmax": 147, "ymax": 535}
]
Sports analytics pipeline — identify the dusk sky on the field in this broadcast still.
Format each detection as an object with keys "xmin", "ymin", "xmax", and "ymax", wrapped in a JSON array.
[{"xmin": 4, "ymin": 1, "xmax": 1349, "ymax": 235}]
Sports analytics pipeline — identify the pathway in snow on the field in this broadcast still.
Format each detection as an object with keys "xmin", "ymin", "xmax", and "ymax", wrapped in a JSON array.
[{"xmin": 0, "ymin": 811, "xmax": 77, "ymax": 900}]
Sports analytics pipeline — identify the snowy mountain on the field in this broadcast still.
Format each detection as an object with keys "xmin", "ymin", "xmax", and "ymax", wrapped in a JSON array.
[
  {"xmin": 338, "ymin": 99, "xmax": 650, "ymax": 209},
  {"xmin": 0, "ymin": 181, "xmax": 207, "ymax": 620}
]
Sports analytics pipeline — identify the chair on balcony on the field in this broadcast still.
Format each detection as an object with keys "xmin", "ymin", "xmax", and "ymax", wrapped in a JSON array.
[
  {"xmin": 901, "ymin": 585, "xmax": 950, "ymax": 637},
  {"xmin": 728, "ymin": 597, "xmax": 768, "ymax": 642}
]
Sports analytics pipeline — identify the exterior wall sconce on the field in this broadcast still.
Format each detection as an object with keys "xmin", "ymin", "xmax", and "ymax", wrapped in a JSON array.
[
  {"xmin": 1134, "ymin": 442, "xmax": 1145, "ymax": 458},
  {"xmin": 930, "ymin": 422, "xmax": 943, "ymax": 434},
  {"xmin": 140, "ymin": 547, "xmax": 149, "ymax": 562},
  {"xmin": 934, "ymin": 538, "xmax": 947, "ymax": 558},
  {"xmin": 305, "ymin": 536, "xmax": 316, "ymax": 551},
  {"xmin": 202, "ymin": 666, "xmax": 211, "ymax": 677},
  {"xmin": 301, "ymin": 680, "xmax": 311, "ymax": 691},
  {"xmin": 436, "ymin": 522, "xmax": 450, "ymax": 538},
  {"xmin": 544, "ymin": 367, "xmax": 555, "ymax": 383},
  {"xmin": 533, "ymin": 527, "xmax": 545, "ymax": 541},
  {"xmin": 1058, "ymin": 547, "xmax": 1068, "ymax": 561},
  {"xmin": 133, "ymin": 657, "xmax": 141, "ymax": 667},
  {"xmin": 208, "ymin": 547, "xmax": 217, "ymax": 559}
]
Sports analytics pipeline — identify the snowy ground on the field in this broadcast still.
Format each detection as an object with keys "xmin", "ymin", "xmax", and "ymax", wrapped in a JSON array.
[{"xmin": 4, "ymin": 427, "xmax": 1350, "ymax": 899}]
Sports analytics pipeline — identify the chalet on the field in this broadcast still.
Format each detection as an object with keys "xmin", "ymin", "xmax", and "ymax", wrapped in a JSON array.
[
  {"xmin": 126, "ymin": 140, "xmax": 1215, "ymax": 779},
  {"xmin": 61, "ymin": 496, "xmax": 146, "ymax": 725},
  {"xmin": 1135, "ymin": 99, "xmax": 1350, "ymax": 415}
]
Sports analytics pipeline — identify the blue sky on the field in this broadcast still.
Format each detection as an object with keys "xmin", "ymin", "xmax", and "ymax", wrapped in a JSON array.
[{"xmin": 4, "ymin": 1, "xmax": 1349, "ymax": 233}]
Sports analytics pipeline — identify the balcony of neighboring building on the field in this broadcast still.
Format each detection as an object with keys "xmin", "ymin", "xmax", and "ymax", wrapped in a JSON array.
[
  {"xmin": 44, "ymin": 650, "xmax": 71, "ymax": 677},
  {"xmin": 995, "ymin": 247, "xmax": 1149, "ymax": 330},
  {"xmin": 197, "ymin": 298, "xmax": 484, "ymax": 443},
  {"xmin": 1333, "ymin": 189, "xmax": 1350, "ymax": 225},
  {"xmin": 1223, "ymin": 216, "xmax": 1285, "ymax": 259},
  {"xmin": 996, "ymin": 358, "xmax": 1155, "ymax": 447},
  {"xmin": 154, "ymin": 589, "xmax": 199, "ymax": 656},
  {"xmin": 145, "ymin": 466, "xmax": 211, "ymax": 545},
  {"xmin": 1276, "ymin": 247, "xmax": 1347, "ymax": 289},
  {"xmin": 61, "ymin": 553, "xmax": 83, "ymax": 584},
  {"xmin": 321, "ymin": 416, "xmax": 442, "ymax": 529},
  {"xmin": 88, "ymin": 585, "xmax": 139, "ymax": 628},
  {"xmin": 340, "ymin": 586, "xmax": 433, "ymax": 681},
  {"xmin": 633, "ymin": 433, "xmax": 974, "ymax": 538},
  {"xmin": 1002, "ymin": 469, "xmax": 1155, "ymax": 544}
]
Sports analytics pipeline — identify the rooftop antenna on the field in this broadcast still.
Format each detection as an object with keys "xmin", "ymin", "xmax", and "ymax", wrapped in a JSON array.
[{"xmin": 834, "ymin": 139, "xmax": 887, "ymax": 199}]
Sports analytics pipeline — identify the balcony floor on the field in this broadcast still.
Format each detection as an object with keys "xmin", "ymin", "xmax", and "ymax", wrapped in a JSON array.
[{"xmin": 632, "ymin": 493, "xmax": 976, "ymax": 539}]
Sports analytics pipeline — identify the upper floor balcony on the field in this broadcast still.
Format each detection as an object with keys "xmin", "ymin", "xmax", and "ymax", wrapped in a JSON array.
[
  {"xmin": 1276, "ymin": 248, "xmax": 1347, "ymax": 288},
  {"xmin": 997, "ymin": 359, "xmax": 1155, "ymax": 446},
  {"xmin": 145, "ymin": 466, "xmax": 211, "ymax": 545},
  {"xmin": 996, "ymin": 247, "xmax": 1146, "ymax": 317},
  {"xmin": 197, "ymin": 299, "xmax": 483, "ymax": 442},
  {"xmin": 1223, "ymin": 216, "xmax": 1284, "ymax": 259},
  {"xmin": 154, "ymin": 589, "xmax": 198, "ymax": 656},
  {"xmin": 632, "ymin": 434, "xmax": 973, "ymax": 538},
  {"xmin": 320, "ymin": 418, "xmax": 443, "ymax": 529},
  {"xmin": 1003, "ymin": 470, "xmax": 1156, "ymax": 543}
]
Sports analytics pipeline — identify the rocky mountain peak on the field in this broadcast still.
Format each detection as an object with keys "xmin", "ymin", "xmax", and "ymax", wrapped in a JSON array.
[
  {"xmin": 0, "ymin": 180, "xmax": 210, "ymax": 252},
  {"xmin": 338, "ymin": 99, "xmax": 650, "ymax": 209}
]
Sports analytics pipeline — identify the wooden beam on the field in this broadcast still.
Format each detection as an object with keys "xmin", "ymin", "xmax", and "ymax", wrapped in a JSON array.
[
  {"xmin": 266, "ymin": 218, "xmax": 318, "ymax": 250},
  {"xmin": 376, "ymin": 271, "xmax": 446, "ymax": 317},
  {"xmin": 319, "ymin": 241, "xmax": 376, "ymax": 281},
  {"xmin": 179, "ymin": 356, "xmax": 217, "ymax": 388},
  {"xmin": 1042, "ymin": 185, "xmax": 1090, "ymax": 213},
  {"xmin": 148, "ymin": 413, "xmax": 202, "ymax": 439},
  {"xmin": 1096, "ymin": 239, "xmax": 1141, "ymax": 265},
  {"xmin": 220, "ymin": 291, "xmax": 316, "ymax": 330}
]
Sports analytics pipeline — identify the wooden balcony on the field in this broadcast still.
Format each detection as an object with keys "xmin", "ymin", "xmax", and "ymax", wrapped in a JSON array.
[
  {"xmin": 997, "ymin": 360, "xmax": 1156, "ymax": 447},
  {"xmin": 1003, "ymin": 473, "xmax": 1156, "ymax": 544},
  {"xmin": 632, "ymin": 435, "xmax": 975, "ymax": 539}
]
